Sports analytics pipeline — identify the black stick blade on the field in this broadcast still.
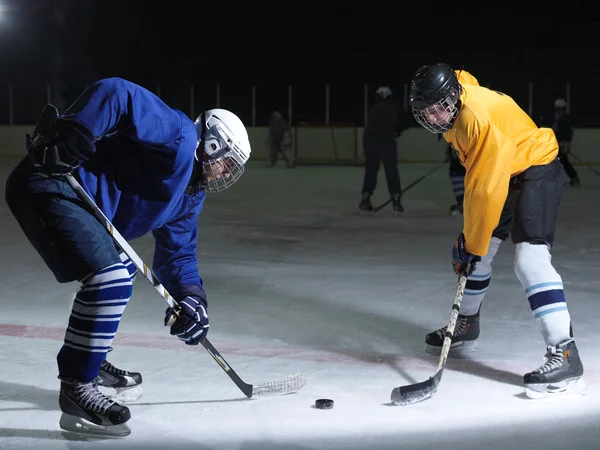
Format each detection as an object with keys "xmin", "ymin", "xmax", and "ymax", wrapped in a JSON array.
[{"xmin": 391, "ymin": 371, "xmax": 443, "ymax": 406}]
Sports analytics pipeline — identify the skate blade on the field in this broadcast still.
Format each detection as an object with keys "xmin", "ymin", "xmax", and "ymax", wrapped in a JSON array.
[
  {"xmin": 106, "ymin": 385, "xmax": 144, "ymax": 404},
  {"xmin": 525, "ymin": 377, "xmax": 586, "ymax": 399},
  {"xmin": 59, "ymin": 413, "xmax": 131, "ymax": 438},
  {"xmin": 425, "ymin": 340, "xmax": 478, "ymax": 356}
]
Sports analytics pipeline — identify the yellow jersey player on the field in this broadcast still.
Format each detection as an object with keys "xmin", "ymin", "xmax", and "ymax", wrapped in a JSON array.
[{"xmin": 409, "ymin": 63, "xmax": 584, "ymax": 399}]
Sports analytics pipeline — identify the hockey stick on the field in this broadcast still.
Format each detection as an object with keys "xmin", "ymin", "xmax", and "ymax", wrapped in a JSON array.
[
  {"xmin": 569, "ymin": 152, "xmax": 600, "ymax": 178},
  {"xmin": 390, "ymin": 264, "xmax": 470, "ymax": 405},
  {"xmin": 65, "ymin": 173, "xmax": 306, "ymax": 399},
  {"xmin": 373, "ymin": 162, "xmax": 446, "ymax": 212}
]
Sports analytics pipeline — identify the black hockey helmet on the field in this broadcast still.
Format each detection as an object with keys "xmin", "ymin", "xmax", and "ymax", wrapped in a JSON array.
[{"xmin": 409, "ymin": 63, "xmax": 461, "ymax": 133}]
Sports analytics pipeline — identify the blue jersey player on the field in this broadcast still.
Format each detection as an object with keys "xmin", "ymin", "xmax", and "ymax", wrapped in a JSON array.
[{"xmin": 4, "ymin": 78, "xmax": 251, "ymax": 437}]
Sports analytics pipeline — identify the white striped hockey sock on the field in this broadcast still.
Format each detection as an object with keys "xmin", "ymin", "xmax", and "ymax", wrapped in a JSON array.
[
  {"xmin": 514, "ymin": 242, "xmax": 571, "ymax": 346},
  {"xmin": 461, "ymin": 237, "xmax": 502, "ymax": 316},
  {"xmin": 58, "ymin": 262, "xmax": 133, "ymax": 382}
]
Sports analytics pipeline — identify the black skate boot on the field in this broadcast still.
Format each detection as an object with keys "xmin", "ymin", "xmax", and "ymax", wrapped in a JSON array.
[
  {"xmin": 358, "ymin": 193, "xmax": 374, "ymax": 213},
  {"xmin": 425, "ymin": 308, "xmax": 480, "ymax": 355},
  {"xmin": 392, "ymin": 193, "xmax": 404, "ymax": 214},
  {"xmin": 523, "ymin": 338, "xmax": 585, "ymax": 399},
  {"xmin": 59, "ymin": 378, "xmax": 131, "ymax": 437},
  {"xmin": 449, "ymin": 203, "xmax": 463, "ymax": 216},
  {"xmin": 96, "ymin": 358, "xmax": 144, "ymax": 403}
]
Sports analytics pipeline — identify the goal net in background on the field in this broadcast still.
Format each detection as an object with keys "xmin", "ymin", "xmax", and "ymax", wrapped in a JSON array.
[{"xmin": 293, "ymin": 122, "xmax": 360, "ymax": 166}]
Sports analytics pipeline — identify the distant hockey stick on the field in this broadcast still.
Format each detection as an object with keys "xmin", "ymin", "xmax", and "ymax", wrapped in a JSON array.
[
  {"xmin": 390, "ymin": 264, "xmax": 470, "ymax": 405},
  {"xmin": 373, "ymin": 162, "xmax": 446, "ymax": 212},
  {"xmin": 569, "ymin": 152, "xmax": 600, "ymax": 178},
  {"xmin": 65, "ymin": 173, "xmax": 306, "ymax": 399}
]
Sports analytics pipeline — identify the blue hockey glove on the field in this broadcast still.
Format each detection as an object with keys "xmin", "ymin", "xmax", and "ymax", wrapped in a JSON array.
[
  {"xmin": 452, "ymin": 233, "xmax": 480, "ymax": 276},
  {"xmin": 26, "ymin": 104, "xmax": 95, "ymax": 178},
  {"xmin": 165, "ymin": 295, "xmax": 209, "ymax": 345}
]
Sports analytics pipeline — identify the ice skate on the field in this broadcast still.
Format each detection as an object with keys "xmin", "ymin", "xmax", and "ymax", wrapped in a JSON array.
[
  {"xmin": 358, "ymin": 193, "xmax": 374, "ymax": 215},
  {"xmin": 96, "ymin": 358, "xmax": 143, "ymax": 403},
  {"xmin": 425, "ymin": 308, "xmax": 480, "ymax": 356},
  {"xmin": 59, "ymin": 378, "xmax": 131, "ymax": 437},
  {"xmin": 392, "ymin": 193, "xmax": 404, "ymax": 215},
  {"xmin": 449, "ymin": 203, "xmax": 463, "ymax": 216},
  {"xmin": 523, "ymin": 338, "xmax": 585, "ymax": 399}
]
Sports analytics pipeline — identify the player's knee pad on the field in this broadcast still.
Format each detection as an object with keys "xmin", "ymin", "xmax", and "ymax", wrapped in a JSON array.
[
  {"xmin": 79, "ymin": 262, "xmax": 133, "ymax": 302},
  {"xmin": 514, "ymin": 242, "xmax": 562, "ymax": 291}
]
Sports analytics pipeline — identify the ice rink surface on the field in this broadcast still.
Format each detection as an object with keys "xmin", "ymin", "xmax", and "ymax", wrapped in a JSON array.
[{"xmin": 0, "ymin": 156, "xmax": 599, "ymax": 450}]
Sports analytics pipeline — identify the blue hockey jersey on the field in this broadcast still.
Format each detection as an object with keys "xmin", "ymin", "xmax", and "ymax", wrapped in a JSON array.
[{"xmin": 59, "ymin": 77, "xmax": 206, "ymax": 298}]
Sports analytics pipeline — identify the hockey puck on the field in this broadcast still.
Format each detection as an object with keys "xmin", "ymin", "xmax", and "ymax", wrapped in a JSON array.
[{"xmin": 315, "ymin": 398, "xmax": 334, "ymax": 409}]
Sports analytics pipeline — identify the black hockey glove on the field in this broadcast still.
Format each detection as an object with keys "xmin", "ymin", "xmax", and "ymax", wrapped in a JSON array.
[
  {"xmin": 26, "ymin": 104, "xmax": 95, "ymax": 178},
  {"xmin": 165, "ymin": 290, "xmax": 209, "ymax": 346},
  {"xmin": 452, "ymin": 233, "xmax": 481, "ymax": 276}
]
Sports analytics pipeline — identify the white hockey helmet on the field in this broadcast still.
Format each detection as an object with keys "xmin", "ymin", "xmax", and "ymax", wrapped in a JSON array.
[
  {"xmin": 376, "ymin": 86, "xmax": 393, "ymax": 99},
  {"xmin": 194, "ymin": 108, "xmax": 251, "ymax": 193},
  {"xmin": 554, "ymin": 98, "xmax": 567, "ymax": 108}
]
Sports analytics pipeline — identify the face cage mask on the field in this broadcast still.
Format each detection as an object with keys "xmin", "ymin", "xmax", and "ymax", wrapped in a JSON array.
[
  {"xmin": 412, "ymin": 92, "xmax": 460, "ymax": 134},
  {"xmin": 198, "ymin": 120, "xmax": 247, "ymax": 193},
  {"xmin": 201, "ymin": 156, "xmax": 245, "ymax": 193}
]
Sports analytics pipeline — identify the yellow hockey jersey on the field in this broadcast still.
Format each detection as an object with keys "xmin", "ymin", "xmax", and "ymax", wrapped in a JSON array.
[
  {"xmin": 443, "ymin": 74, "xmax": 559, "ymax": 256},
  {"xmin": 456, "ymin": 70, "xmax": 479, "ymax": 87}
]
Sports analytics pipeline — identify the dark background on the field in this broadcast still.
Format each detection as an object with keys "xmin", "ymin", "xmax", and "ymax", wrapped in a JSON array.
[{"xmin": 1, "ymin": 1, "xmax": 598, "ymax": 126}]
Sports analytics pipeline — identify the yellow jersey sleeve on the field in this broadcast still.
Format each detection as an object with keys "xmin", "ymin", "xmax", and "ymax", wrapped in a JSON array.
[{"xmin": 462, "ymin": 124, "xmax": 514, "ymax": 256}]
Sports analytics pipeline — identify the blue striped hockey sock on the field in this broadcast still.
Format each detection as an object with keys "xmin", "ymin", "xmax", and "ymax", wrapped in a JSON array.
[
  {"xmin": 119, "ymin": 252, "xmax": 137, "ymax": 283},
  {"xmin": 57, "ymin": 262, "xmax": 133, "ymax": 382}
]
